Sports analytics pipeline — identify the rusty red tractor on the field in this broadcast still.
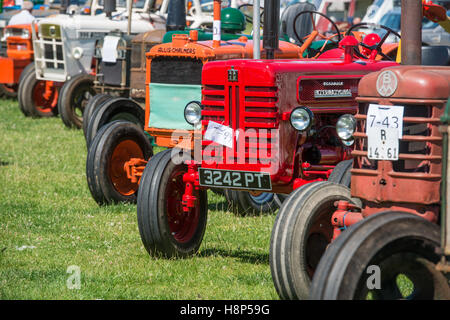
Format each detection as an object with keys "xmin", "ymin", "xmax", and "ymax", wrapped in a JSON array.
[
  {"xmin": 133, "ymin": 0, "xmax": 400, "ymax": 259},
  {"xmin": 298, "ymin": 66, "xmax": 450, "ymax": 300}
]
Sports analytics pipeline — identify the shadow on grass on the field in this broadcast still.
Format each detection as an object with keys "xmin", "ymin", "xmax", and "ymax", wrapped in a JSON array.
[
  {"xmin": 198, "ymin": 248, "xmax": 269, "ymax": 265},
  {"xmin": 0, "ymin": 160, "xmax": 9, "ymax": 166},
  {"xmin": 207, "ymin": 200, "xmax": 230, "ymax": 212}
]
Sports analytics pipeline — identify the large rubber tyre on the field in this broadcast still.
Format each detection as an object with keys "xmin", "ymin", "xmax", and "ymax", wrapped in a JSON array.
[
  {"xmin": 137, "ymin": 149, "xmax": 208, "ymax": 258},
  {"xmin": 17, "ymin": 62, "xmax": 36, "ymax": 116},
  {"xmin": 58, "ymin": 73, "xmax": 96, "ymax": 129},
  {"xmin": 20, "ymin": 68, "xmax": 58, "ymax": 118},
  {"xmin": 327, "ymin": 159, "xmax": 353, "ymax": 187},
  {"xmin": 82, "ymin": 93, "xmax": 113, "ymax": 139},
  {"xmin": 270, "ymin": 181, "xmax": 359, "ymax": 300},
  {"xmin": 86, "ymin": 120, "xmax": 153, "ymax": 205},
  {"xmin": 0, "ymin": 83, "xmax": 18, "ymax": 99},
  {"xmin": 224, "ymin": 190, "xmax": 284, "ymax": 216},
  {"xmin": 85, "ymin": 97, "xmax": 145, "ymax": 149},
  {"xmin": 310, "ymin": 211, "xmax": 450, "ymax": 300}
]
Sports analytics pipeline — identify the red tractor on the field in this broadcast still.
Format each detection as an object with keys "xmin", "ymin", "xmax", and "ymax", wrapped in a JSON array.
[
  {"xmin": 306, "ymin": 65, "xmax": 450, "ymax": 300},
  {"xmin": 272, "ymin": 1, "xmax": 450, "ymax": 300},
  {"xmin": 134, "ymin": 0, "xmax": 399, "ymax": 258}
]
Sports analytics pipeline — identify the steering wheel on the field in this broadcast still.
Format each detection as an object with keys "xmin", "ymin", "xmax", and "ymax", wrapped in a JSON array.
[
  {"xmin": 237, "ymin": 4, "xmax": 264, "ymax": 25},
  {"xmin": 346, "ymin": 22, "xmax": 401, "ymax": 61},
  {"xmin": 293, "ymin": 11, "xmax": 342, "ymax": 46},
  {"xmin": 293, "ymin": 10, "xmax": 342, "ymax": 56}
]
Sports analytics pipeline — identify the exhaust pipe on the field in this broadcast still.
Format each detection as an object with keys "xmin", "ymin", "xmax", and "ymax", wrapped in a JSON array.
[
  {"xmin": 253, "ymin": 0, "xmax": 261, "ymax": 59},
  {"xmin": 401, "ymin": 0, "xmax": 422, "ymax": 65},
  {"xmin": 213, "ymin": 0, "xmax": 221, "ymax": 48},
  {"xmin": 127, "ymin": 0, "xmax": 132, "ymax": 35},
  {"xmin": 60, "ymin": 0, "xmax": 70, "ymax": 14},
  {"xmin": 104, "ymin": 0, "xmax": 116, "ymax": 18},
  {"xmin": 167, "ymin": 0, "xmax": 187, "ymax": 31},
  {"xmin": 263, "ymin": 0, "xmax": 280, "ymax": 59}
]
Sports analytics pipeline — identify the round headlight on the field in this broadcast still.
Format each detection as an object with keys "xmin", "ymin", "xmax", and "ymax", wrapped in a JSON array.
[
  {"xmin": 184, "ymin": 101, "xmax": 202, "ymax": 125},
  {"xmin": 72, "ymin": 47, "xmax": 83, "ymax": 60},
  {"xmin": 336, "ymin": 114, "xmax": 356, "ymax": 141},
  {"xmin": 290, "ymin": 107, "xmax": 313, "ymax": 131},
  {"xmin": 21, "ymin": 29, "xmax": 30, "ymax": 39}
]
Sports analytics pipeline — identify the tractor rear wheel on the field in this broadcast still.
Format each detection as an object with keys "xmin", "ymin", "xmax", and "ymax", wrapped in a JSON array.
[
  {"xmin": 137, "ymin": 149, "xmax": 208, "ymax": 258},
  {"xmin": 224, "ymin": 190, "xmax": 283, "ymax": 215},
  {"xmin": 20, "ymin": 69, "xmax": 58, "ymax": 118},
  {"xmin": 58, "ymin": 73, "xmax": 96, "ymax": 129},
  {"xmin": 270, "ymin": 181, "xmax": 358, "ymax": 299},
  {"xmin": 83, "ymin": 93, "xmax": 113, "ymax": 139},
  {"xmin": 85, "ymin": 97, "xmax": 145, "ymax": 148},
  {"xmin": 86, "ymin": 120, "xmax": 153, "ymax": 205},
  {"xmin": 310, "ymin": 211, "xmax": 450, "ymax": 300}
]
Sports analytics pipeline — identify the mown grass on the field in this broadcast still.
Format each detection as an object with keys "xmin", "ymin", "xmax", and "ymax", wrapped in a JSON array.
[{"xmin": 0, "ymin": 99, "xmax": 278, "ymax": 300}]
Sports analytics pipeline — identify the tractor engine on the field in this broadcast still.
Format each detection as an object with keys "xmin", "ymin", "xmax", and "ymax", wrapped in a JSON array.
[
  {"xmin": 94, "ymin": 31, "xmax": 134, "ymax": 94},
  {"xmin": 193, "ymin": 55, "xmax": 398, "ymax": 196},
  {"xmin": 145, "ymin": 31, "xmax": 302, "ymax": 148},
  {"xmin": 32, "ymin": 10, "xmax": 161, "ymax": 82},
  {"xmin": 350, "ymin": 66, "xmax": 450, "ymax": 222},
  {"xmin": 93, "ymin": 29, "xmax": 165, "ymax": 100}
]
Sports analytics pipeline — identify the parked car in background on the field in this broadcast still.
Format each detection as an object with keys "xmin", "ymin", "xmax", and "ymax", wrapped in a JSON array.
[
  {"xmin": 362, "ymin": 0, "xmax": 398, "ymax": 24},
  {"xmin": 359, "ymin": 4, "xmax": 450, "ymax": 46}
]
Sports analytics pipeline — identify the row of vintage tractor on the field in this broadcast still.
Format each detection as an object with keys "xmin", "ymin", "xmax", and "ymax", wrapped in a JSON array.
[{"xmin": 2, "ymin": 0, "xmax": 450, "ymax": 299}]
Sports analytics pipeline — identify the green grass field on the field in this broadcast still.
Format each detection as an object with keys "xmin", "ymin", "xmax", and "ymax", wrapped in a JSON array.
[{"xmin": 0, "ymin": 99, "xmax": 279, "ymax": 299}]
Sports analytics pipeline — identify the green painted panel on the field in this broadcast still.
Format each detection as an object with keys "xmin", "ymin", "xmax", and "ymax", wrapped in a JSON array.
[{"xmin": 149, "ymin": 82, "xmax": 201, "ymax": 130}]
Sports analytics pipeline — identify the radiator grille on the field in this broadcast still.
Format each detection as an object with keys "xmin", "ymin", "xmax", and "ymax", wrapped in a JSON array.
[
  {"xmin": 202, "ymin": 84, "xmax": 279, "ymax": 165},
  {"xmin": 150, "ymin": 57, "xmax": 202, "ymax": 85},
  {"xmin": 353, "ymin": 103, "xmax": 439, "ymax": 173}
]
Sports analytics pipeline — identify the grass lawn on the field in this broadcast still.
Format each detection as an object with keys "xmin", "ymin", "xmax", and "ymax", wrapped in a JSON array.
[{"xmin": 0, "ymin": 99, "xmax": 279, "ymax": 299}]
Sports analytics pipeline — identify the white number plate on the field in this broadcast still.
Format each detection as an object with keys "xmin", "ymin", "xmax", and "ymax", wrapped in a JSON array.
[
  {"xmin": 198, "ymin": 168, "xmax": 272, "ymax": 191},
  {"xmin": 366, "ymin": 104, "xmax": 404, "ymax": 160}
]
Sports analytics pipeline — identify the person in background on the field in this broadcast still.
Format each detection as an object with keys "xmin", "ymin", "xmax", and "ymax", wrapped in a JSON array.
[
  {"xmin": 352, "ymin": 17, "xmax": 361, "ymax": 25},
  {"xmin": 8, "ymin": 1, "xmax": 35, "ymax": 26}
]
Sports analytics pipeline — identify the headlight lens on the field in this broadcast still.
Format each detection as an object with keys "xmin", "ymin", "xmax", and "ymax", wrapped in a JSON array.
[
  {"xmin": 290, "ymin": 107, "xmax": 313, "ymax": 131},
  {"xmin": 21, "ymin": 29, "xmax": 30, "ymax": 39},
  {"xmin": 336, "ymin": 114, "xmax": 356, "ymax": 140},
  {"xmin": 4, "ymin": 29, "xmax": 12, "ymax": 39},
  {"xmin": 184, "ymin": 101, "xmax": 202, "ymax": 125},
  {"xmin": 72, "ymin": 47, "xmax": 84, "ymax": 59}
]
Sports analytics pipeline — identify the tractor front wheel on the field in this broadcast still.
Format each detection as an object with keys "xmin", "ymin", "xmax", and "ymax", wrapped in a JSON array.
[
  {"xmin": 83, "ymin": 93, "xmax": 113, "ymax": 139},
  {"xmin": 137, "ymin": 149, "xmax": 208, "ymax": 258},
  {"xmin": 17, "ymin": 62, "xmax": 36, "ymax": 116},
  {"xmin": 328, "ymin": 159, "xmax": 353, "ymax": 187},
  {"xmin": 85, "ymin": 97, "xmax": 144, "ymax": 148},
  {"xmin": 270, "ymin": 181, "xmax": 358, "ymax": 299},
  {"xmin": 86, "ymin": 120, "xmax": 153, "ymax": 205},
  {"xmin": 58, "ymin": 73, "xmax": 96, "ymax": 129},
  {"xmin": 224, "ymin": 190, "xmax": 283, "ymax": 215},
  {"xmin": 310, "ymin": 211, "xmax": 450, "ymax": 300},
  {"xmin": 20, "ymin": 69, "xmax": 58, "ymax": 118}
]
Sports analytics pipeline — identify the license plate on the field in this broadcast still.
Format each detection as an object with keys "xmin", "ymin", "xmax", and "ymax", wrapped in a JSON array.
[
  {"xmin": 366, "ymin": 104, "xmax": 404, "ymax": 160},
  {"xmin": 198, "ymin": 168, "xmax": 272, "ymax": 191}
]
